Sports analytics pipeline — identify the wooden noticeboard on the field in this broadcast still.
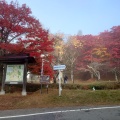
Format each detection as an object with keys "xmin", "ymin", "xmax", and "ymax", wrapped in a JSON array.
[
  {"xmin": 40, "ymin": 75, "xmax": 50, "ymax": 94},
  {"xmin": 0, "ymin": 54, "xmax": 35, "ymax": 96},
  {"xmin": 40, "ymin": 75, "xmax": 50, "ymax": 84}
]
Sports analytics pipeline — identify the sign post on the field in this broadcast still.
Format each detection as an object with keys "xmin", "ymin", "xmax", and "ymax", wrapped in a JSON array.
[
  {"xmin": 40, "ymin": 75, "xmax": 50, "ymax": 93},
  {"xmin": 53, "ymin": 65, "xmax": 66, "ymax": 96}
]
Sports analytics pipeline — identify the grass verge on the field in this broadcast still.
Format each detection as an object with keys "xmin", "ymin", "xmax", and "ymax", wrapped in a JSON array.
[{"xmin": 0, "ymin": 89, "xmax": 120, "ymax": 110}]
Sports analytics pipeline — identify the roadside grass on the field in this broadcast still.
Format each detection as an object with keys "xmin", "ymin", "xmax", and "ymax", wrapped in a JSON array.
[
  {"xmin": 0, "ymin": 89, "xmax": 120, "ymax": 110},
  {"xmin": 50, "ymin": 80, "xmax": 120, "ymax": 90}
]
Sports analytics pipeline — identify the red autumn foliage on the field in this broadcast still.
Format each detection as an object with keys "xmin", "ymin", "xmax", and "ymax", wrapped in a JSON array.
[
  {"xmin": 0, "ymin": 0, "xmax": 54, "ymax": 77},
  {"xmin": 100, "ymin": 26, "xmax": 120, "ymax": 69},
  {"xmin": 76, "ymin": 35, "xmax": 97, "ymax": 69}
]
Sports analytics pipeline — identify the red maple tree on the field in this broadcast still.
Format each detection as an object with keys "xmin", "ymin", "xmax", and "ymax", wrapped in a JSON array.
[
  {"xmin": 100, "ymin": 26, "xmax": 120, "ymax": 69},
  {"xmin": 0, "ymin": 0, "xmax": 54, "ymax": 77}
]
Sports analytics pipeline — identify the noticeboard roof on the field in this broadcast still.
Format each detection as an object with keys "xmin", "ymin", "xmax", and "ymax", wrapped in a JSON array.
[{"xmin": 0, "ymin": 53, "xmax": 36, "ymax": 64}]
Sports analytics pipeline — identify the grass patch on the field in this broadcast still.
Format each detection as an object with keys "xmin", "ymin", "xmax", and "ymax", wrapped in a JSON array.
[
  {"xmin": 0, "ymin": 89, "xmax": 120, "ymax": 110},
  {"xmin": 0, "ymin": 81, "xmax": 120, "ymax": 110}
]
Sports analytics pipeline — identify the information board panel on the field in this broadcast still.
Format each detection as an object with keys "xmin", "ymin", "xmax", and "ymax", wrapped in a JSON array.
[{"xmin": 5, "ymin": 64, "xmax": 24, "ymax": 84}]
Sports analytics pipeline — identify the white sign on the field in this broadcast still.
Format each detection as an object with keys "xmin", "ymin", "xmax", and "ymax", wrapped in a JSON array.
[{"xmin": 53, "ymin": 65, "xmax": 66, "ymax": 70}]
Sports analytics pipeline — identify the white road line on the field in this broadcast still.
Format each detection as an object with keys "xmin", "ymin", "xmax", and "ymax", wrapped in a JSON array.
[{"xmin": 0, "ymin": 106, "xmax": 120, "ymax": 119}]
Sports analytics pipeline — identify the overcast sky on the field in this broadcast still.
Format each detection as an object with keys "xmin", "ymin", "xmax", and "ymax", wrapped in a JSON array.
[{"xmin": 6, "ymin": 0, "xmax": 120, "ymax": 35}]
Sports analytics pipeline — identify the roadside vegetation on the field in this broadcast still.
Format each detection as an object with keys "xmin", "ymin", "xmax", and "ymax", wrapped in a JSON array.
[{"xmin": 0, "ymin": 80, "xmax": 120, "ymax": 110}]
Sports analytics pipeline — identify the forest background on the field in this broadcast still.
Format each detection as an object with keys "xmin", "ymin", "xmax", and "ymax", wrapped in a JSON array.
[{"xmin": 0, "ymin": 0, "xmax": 120, "ymax": 84}]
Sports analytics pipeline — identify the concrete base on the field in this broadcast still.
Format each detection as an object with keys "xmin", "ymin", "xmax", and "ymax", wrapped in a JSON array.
[
  {"xmin": 0, "ymin": 90, "xmax": 5, "ymax": 95},
  {"xmin": 22, "ymin": 91, "xmax": 27, "ymax": 96}
]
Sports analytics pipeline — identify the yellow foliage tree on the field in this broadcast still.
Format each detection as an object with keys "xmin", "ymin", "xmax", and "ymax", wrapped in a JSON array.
[
  {"xmin": 92, "ymin": 47, "xmax": 110, "ymax": 62},
  {"xmin": 68, "ymin": 36, "xmax": 83, "ymax": 48}
]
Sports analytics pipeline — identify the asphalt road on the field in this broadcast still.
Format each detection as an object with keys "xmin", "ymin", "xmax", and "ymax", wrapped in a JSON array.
[{"xmin": 0, "ymin": 106, "xmax": 120, "ymax": 120}]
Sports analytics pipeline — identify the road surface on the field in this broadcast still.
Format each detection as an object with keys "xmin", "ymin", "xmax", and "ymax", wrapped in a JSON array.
[{"xmin": 0, "ymin": 106, "xmax": 120, "ymax": 120}]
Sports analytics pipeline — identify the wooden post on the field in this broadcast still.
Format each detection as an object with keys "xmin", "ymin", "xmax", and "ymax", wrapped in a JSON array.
[
  {"xmin": 46, "ymin": 84, "xmax": 48, "ymax": 94},
  {"xmin": 0, "ymin": 64, "xmax": 6, "ymax": 95},
  {"xmin": 22, "ymin": 60, "xmax": 27, "ymax": 96}
]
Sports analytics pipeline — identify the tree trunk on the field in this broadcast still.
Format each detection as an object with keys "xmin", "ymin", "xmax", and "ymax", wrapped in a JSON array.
[
  {"xmin": 90, "ymin": 72, "xmax": 94, "ymax": 79},
  {"xmin": 71, "ymin": 69, "xmax": 74, "ymax": 83},
  {"xmin": 96, "ymin": 71, "xmax": 100, "ymax": 80},
  {"xmin": 115, "ymin": 71, "xmax": 118, "ymax": 82}
]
